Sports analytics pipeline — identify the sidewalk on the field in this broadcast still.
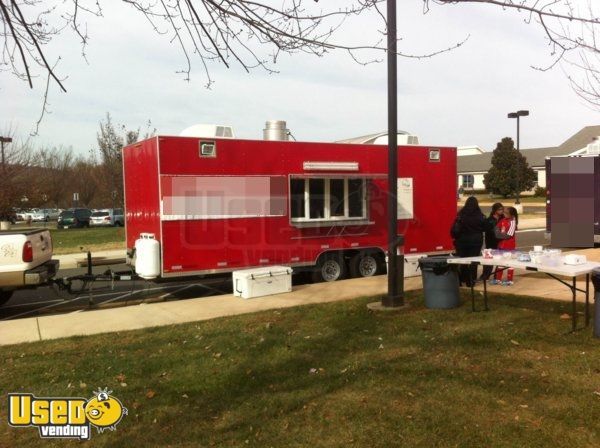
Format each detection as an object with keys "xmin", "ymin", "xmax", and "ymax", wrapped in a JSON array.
[
  {"xmin": 0, "ymin": 275, "xmax": 424, "ymax": 346},
  {"xmin": 517, "ymin": 217, "xmax": 546, "ymax": 230},
  {"xmin": 1, "ymin": 247, "xmax": 598, "ymax": 346}
]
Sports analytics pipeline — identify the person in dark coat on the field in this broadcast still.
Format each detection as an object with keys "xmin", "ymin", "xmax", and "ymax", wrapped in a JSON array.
[
  {"xmin": 451, "ymin": 196, "xmax": 491, "ymax": 286},
  {"xmin": 480, "ymin": 202, "xmax": 504, "ymax": 281}
]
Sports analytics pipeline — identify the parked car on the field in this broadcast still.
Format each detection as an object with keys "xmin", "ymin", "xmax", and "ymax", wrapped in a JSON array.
[
  {"xmin": 43, "ymin": 209, "xmax": 61, "ymax": 221},
  {"xmin": 0, "ymin": 211, "xmax": 17, "ymax": 224},
  {"xmin": 57, "ymin": 208, "xmax": 92, "ymax": 228},
  {"xmin": 90, "ymin": 209, "xmax": 124, "ymax": 227},
  {"xmin": 15, "ymin": 209, "xmax": 28, "ymax": 221},
  {"xmin": 28, "ymin": 210, "xmax": 45, "ymax": 222}
]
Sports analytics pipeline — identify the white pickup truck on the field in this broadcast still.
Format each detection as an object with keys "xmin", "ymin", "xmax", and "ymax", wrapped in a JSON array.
[{"xmin": 0, "ymin": 229, "xmax": 59, "ymax": 305}]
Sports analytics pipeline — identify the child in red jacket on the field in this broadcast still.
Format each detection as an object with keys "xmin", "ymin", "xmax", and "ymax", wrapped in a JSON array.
[{"xmin": 491, "ymin": 206, "xmax": 518, "ymax": 286}]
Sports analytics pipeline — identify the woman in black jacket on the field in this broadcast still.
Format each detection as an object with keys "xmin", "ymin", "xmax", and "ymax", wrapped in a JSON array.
[{"xmin": 452, "ymin": 196, "xmax": 491, "ymax": 286}]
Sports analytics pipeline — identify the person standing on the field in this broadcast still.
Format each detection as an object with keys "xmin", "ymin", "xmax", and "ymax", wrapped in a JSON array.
[
  {"xmin": 480, "ymin": 202, "xmax": 504, "ymax": 281},
  {"xmin": 451, "ymin": 196, "xmax": 490, "ymax": 286},
  {"xmin": 491, "ymin": 206, "xmax": 518, "ymax": 286}
]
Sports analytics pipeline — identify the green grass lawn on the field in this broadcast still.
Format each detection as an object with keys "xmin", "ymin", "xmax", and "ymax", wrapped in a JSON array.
[
  {"xmin": 1, "ymin": 291, "xmax": 598, "ymax": 447},
  {"xmin": 9, "ymin": 222, "xmax": 126, "ymax": 254},
  {"xmin": 50, "ymin": 227, "xmax": 125, "ymax": 254}
]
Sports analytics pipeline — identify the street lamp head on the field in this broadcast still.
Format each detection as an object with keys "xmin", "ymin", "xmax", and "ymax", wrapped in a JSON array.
[{"xmin": 508, "ymin": 110, "xmax": 530, "ymax": 118}]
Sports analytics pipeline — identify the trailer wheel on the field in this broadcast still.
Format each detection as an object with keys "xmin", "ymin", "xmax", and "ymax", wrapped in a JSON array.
[
  {"xmin": 313, "ymin": 253, "xmax": 346, "ymax": 283},
  {"xmin": 350, "ymin": 252, "xmax": 384, "ymax": 278},
  {"xmin": 0, "ymin": 290, "xmax": 13, "ymax": 306}
]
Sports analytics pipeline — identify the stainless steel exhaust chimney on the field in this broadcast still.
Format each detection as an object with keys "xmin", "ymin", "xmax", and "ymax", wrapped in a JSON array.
[{"xmin": 263, "ymin": 120, "xmax": 289, "ymax": 141}]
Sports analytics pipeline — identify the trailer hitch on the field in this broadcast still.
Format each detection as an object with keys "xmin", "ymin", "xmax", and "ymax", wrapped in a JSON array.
[{"xmin": 51, "ymin": 251, "xmax": 137, "ymax": 298}]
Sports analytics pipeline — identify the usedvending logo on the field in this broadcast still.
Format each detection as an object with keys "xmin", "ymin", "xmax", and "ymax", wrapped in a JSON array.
[{"xmin": 8, "ymin": 388, "xmax": 127, "ymax": 440}]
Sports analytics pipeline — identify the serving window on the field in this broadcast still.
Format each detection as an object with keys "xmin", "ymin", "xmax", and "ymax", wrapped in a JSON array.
[{"xmin": 290, "ymin": 177, "xmax": 367, "ymax": 223}]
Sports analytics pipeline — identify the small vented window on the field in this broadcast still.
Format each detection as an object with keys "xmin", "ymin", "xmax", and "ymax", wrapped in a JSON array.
[
  {"xmin": 200, "ymin": 141, "xmax": 216, "ymax": 157},
  {"xmin": 429, "ymin": 148, "xmax": 440, "ymax": 162}
]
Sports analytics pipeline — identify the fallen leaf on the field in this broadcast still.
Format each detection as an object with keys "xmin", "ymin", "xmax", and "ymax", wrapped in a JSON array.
[
  {"xmin": 146, "ymin": 390, "xmax": 156, "ymax": 399},
  {"xmin": 519, "ymin": 404, "xmax": 529, "ymax": 409},
  {"xmin": 497, "ymin": 400, "xmax": 507, "ymax": 405},
  {"xmin": 116, "ymin": 373, "xmax": 126, "ymax": 382},
  {"xmin": 309, "ymin": 368, "xmax": 318, "ymax": 374},
  {"xmin": 510, "ymin": 340, "xmax": 520, "ymax": 346},
  {"xmin": 79, "ymin": 382, "xmax": 87, "ymax": 389},
  {"xmin": 120, "ymin": 382, "xmax": 127, "ymax": 388},
  {"xmin": 378, "ymin": 344, "xmax": 384, "ymax": 349},
  {"xmin": 593, "ymin": 391, "xmax": 600, "ymax": 397},
  {"xmin": 182, "ymin": 394, "xmax": 189, "ymax": 399},
  {"xmin": 560, "ymin": 313, "xmax": 571, "ymax": 320}
]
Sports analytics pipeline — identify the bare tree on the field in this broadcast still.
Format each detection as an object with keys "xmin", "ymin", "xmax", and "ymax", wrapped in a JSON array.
[
  {"xmin": 426, "ymin": 1, "xmax": 600, "ymax": 104},
  {"xmin": 2, "ymin": 0, "xmax": 600, "ymax": 115},
  {"xmin": 72, "ymin": 154, "xmax": 101, "ymax": 207},
  {"xmin": 0, "ymin": 129, "xmax": 34, "ymax": 220},
  {"xmin": 36, "ymin": 146, "xmax": 74, "ymax": 208},
  {"xmin": 95, "ymin": 113, "xmax": 155, "ymax": 207},
  {"xmin": 1, "ymin": 0, "xmax": 465, "ymax": 127}
]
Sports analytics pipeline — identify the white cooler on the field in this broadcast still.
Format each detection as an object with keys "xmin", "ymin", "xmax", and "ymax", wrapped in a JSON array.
[{"xmin": 232, "ymin": 266, "xmax": 293, "ymax": 299}]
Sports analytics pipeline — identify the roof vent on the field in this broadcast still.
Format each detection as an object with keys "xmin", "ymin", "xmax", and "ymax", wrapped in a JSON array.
[
  {"xmin": 263, "ymin": 120, "xmax": 291, "ymax": 141},
  {"xmin": 180, "ymin": 124, "xmax": 235, "ymax": 138}
]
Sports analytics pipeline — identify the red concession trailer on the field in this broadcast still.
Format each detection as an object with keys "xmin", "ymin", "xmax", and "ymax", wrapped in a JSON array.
[{"xmin": 123, "ymin": 136, "xmax": 457, "ymax": 281}]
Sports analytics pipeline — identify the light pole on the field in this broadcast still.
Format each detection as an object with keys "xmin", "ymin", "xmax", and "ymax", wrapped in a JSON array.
[
  {"xmin": 507, "ymin": 110, "xmax": 529, "ymax": 206},
  {"xmin": 0, "ymin": 136, "xmax": 13, "ymax": 174},
  {"xmin": 383, "ymin": 0, "xmax": 404, "ymax": 308}
]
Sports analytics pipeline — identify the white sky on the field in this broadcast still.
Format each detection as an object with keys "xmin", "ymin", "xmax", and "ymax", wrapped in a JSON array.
[{"xmin": 2, "ymin": 1, "xmax": 599, "ymax": 155}]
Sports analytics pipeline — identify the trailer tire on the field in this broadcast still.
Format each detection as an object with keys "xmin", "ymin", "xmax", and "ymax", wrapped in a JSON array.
[
  {"xmin": 349, "ymin": 252, "xmax": 384, "ymax": 278},
  {"xmin": 312, "ymin": 253, "xmax": 347, "ymax": 283},
  {"xmin": 0, "ymin": 290, "xmax": 13, "ymax": 306}
]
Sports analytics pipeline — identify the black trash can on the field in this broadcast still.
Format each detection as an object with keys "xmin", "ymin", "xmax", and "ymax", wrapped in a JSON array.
[
  {"xmin": 418, "ymin": 256, "xmax": 460, "ymax": 309},
  {"xmin": 591, "ymin": 268, "xmax": 600, "ymax": 338}
]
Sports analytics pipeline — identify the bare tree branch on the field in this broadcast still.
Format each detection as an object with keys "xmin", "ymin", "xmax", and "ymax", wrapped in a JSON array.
[{"xmin": 4, "ymin": 0, "xmax": 600, "ymax": 125}]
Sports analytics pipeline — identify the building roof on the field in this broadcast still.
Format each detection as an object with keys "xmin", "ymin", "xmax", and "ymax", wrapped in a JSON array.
[
  {"xmin": 457, "ymin": 125, "xmax": 600, "ymax": 173},
  {"xmin": 336, "ymin": 131, "xmax": 410, "ymax": 145},
  {"xmin": 556, "ymin": 125, "xmax": 600, "ymax": 152}
]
